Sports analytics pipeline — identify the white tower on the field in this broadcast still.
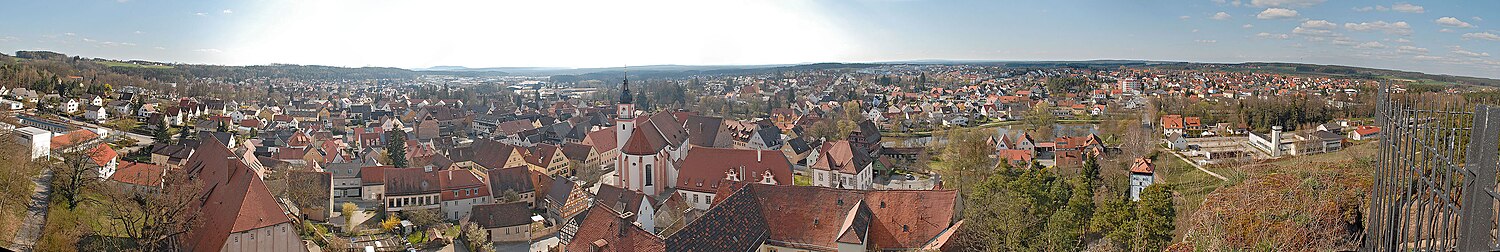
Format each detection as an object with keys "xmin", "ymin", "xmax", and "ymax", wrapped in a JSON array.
[
  {"xmin": 616, "ymin": 75, "xmax": 638, "ymax": 189},
  {"xmin": 1270, "ymin": 126, "xmax": 1283, "ymax": 157}
]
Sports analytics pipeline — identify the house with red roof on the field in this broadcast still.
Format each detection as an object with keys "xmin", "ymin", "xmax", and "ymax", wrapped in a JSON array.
[
  {"xmin": 664, "ymin": 184, "xmax": 962, "ymax": 252},
  {"xmin": 108, "ymin": 161, "xmax": 164, "ymax": 193},
  {"xmin": 438, "ymin": 169, "xmax": 492, "ymax": 220},
  {"xmin": 183, "ymin": 138, "xmax": 299, "ymax": 252},
  {"xmin": 1128, "ymin": 158, "xmax": 1156, "ymax": 201},
  {"xmin": 1350, "ymin": 126, "xmax": 1381, "ymax": 141},
  {"xmin": 675, "ymin": 147, "xmax": 793, "ymax": 210},
  {"xmin": 811, "ymin": 140, "xmax": 875, "ymax": 190}
]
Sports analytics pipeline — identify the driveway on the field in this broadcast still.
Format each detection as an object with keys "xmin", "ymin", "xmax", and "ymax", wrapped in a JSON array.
[{"xmin": 11, "ymin": 169, "xmax": 54, "ymax": 251}]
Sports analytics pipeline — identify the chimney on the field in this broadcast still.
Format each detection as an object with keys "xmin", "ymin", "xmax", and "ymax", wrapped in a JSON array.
[
  {"xmin": 618, "ymin": 211, "xmax": 635, "ymax": 237},
  {"xmin": 756, "ymin": 150, "xmax": 762, "ymax": 163}
]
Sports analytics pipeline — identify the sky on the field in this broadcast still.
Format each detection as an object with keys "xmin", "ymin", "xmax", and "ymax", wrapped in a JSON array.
[{"xmin": 2, "ymin": 0, "xmax": 1499, "ymax": 78}]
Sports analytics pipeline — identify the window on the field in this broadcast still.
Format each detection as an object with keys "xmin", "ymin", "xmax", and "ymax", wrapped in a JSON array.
[{"xmin": 644, "ymin": 164, "xmax": 653, "ymax": 186}]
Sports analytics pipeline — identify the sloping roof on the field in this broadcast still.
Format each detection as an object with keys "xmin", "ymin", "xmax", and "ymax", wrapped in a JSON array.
[
  {"xmin": 184, "ymin": 137, "xmax": 292, "ymax": 251},
  {"xmin": 547, "ymin": 177, "xmax": 578, "ymax": 206},
  {"xmin": 682, "ymin": 115, "xmax": 727, "ymax": 147},
  {"xmin": 594, "ymin": 184, "xmax": 649, "ymax": 216},
  {"xmin": 88, "ymin": 143, "xmax": 117, "ymax": 167},
  {"xmin": 50, "ymin": 129, "xmax": 98, "ymax": 149},
  {"xmin": 667, "ymin": 184, "xmax": 960, "ymax": 251},
  {"xmin": 384, "ymin": 167, "xmax": 440, "ymax": 196},
  {"xmin": 676, "ymin": 147, "xmax": 793, "ymax": 194},
  {"xmin": 1130, "ymin": 158, "xmax": 1155, "ymax": 174},
  {"xmin": 621, "ymin": 127, "xmax": 658, "ymax": 156},
  {"xmin": 811, "ymin": 140, "xmax": 873, "ymax": 174},
  {"xmin": 487, "ymin": 166, "xmax": 536, "ymax": 195},
  {"xmin": 471, "ymin": 139, "xmax": 519, "ymax": 170},
  {"xmin": 665, "ymin": 185, "xmax": 768, "ymax": 251},
  {"xmin": 586, "ymin": 126, "xmax": 618, "ymax": 153},
  {"xmin": 109, "ymin": 161, "xmax": 164, "ymax": 187},
  {"xmin": 438, "ymin": 169, "xmax": 490, "ymax": 201},
  {"xmin": 565, "ymin": 205, "xmax": 666, "ymax": 252},
  {"xmin": 471, "ymin": 202, "xmax": 533, "ymax": 229},
  {"xmin": 561, "ymin": 143, "xmax": 594, "ymax": 162}
]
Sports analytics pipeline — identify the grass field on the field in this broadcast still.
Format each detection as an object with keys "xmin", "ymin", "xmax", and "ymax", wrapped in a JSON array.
[
  {"xmin": 98, "ymin": 61, "xmax": 174, "ymax": 69},
  {"xmin": 1156, "ymin": 153, "xmax": 1226, "ymax": 239}
]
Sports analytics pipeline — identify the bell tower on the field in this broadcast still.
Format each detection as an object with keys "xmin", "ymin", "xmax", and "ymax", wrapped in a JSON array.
[{"xmin": 615, "ymin": 72, "xmax": 637, "ymax": 189}]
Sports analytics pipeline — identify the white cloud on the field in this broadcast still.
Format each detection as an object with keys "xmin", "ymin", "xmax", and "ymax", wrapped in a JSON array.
[
  {"xmin": 1243, "ymin": 24, "xmax": 1254, "ymax": 28},
  {"xmin": 1475, "ymin": 17, "xmax": 1485, "ymax": 22},
  {"xmin": 1300, "ymin": 20, "xmax": 1338, "ymax": 29},
  {"xmin": 1390, "ymin": 3, "xmax": 1424, "ymax": 13},
  {"xmin": 1257, "ymin": 32, "xmax": 1290, "ymax": 39},
  {"xmin": 195, "ymin": 12, "xmax": 207, "ymax": 16},
  {"xmin": 222, "ymin": 9, "xmax": 233, "ymax": 14},
  {"xmin": 194, "ymin": 48, "xmax": 224, "ymax": 53},
  {"xmin": 1352, "ymin": 6, "xmax": 1373, "ymax": 12},
  {"xmin": 1397, "ymin": 45, "xmax": 1429, "ymax": 54},
  {"xmin": 1355, "ymin": 41, "xmax": 1386, "ymax": 49},
  {"xmin": 1250, "ymin": 0, "xmax": 1324, "ymax": 8},
  {"xmin": 1394, "ymin": 38, "xmax": 1412, "ymax": 43},
  {"xmin": 1436, "ymin": 17, "xmax": 1474, "ymax": 28},
  {"xmin": 1195, "ymin": 39, "xmax": 1218, "ymax": 43},
  {"xmin": 63, "ymin": 32, "xmax": 76, "ymax": 36},
  {"xmin": 1211, "ymin": 12, "xmax": 1231, "ymax": 20},
  {"xmin": 1464, "ymin": 32, "xmax": 1500, "ymax": 41},
  {"xmin": 133, "ymin": 30, "xmax": 143, "ymax": 34},
  {"xmin": 1192, "ymin": 29, "xmax": 1200, "ymax": 33},
  {"xmin": 1330, "ymin": 37, "xmax": 1358, "ymax": 46},
  {"xmin": 1180, "ymin": 15, "xmax": 1192, "ymax": 20},
  {"xmin": 1344, "ymin": 21, "xmax": 1412, "ymax": 36},
  {"xmin": 1292, "ymin": 27, "xmax": 1336, "ymax": 36},
  {"xmin": 1414, "ymin": 55, "xmax": 1443, "ymax": 60},
  {"xmin": 1453, "ymin": 48, "xmax": 1491, "ymax": 57},
  {"xmin": 1257, "ymin": 8, "xmax": 1298, "ymax": 19},
  {"xmin": 1441, "ymin": 28, "xmax": 1455, "ymax": 33},
  {"xmin": 153, "ymin": 47, "xmax": 166, "ymax": 50}
]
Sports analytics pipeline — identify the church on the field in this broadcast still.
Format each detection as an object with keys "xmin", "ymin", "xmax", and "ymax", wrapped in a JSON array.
[{"xmin": 614, "ymin": 77, "xmax": 691, "ymax": 196}]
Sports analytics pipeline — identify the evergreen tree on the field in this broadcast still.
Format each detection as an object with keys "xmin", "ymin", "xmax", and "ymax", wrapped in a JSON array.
[
  {"xmin": 1132, "ymin": 184, "xmax": 1175, "ymax": 251},
  {"xmin": 386, "ymin": 131, "xmax": 408, "ymax": 168}
]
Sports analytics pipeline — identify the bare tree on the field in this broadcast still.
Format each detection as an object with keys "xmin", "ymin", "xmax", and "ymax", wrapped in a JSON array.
[
  {"xmin": 94, "ymin": 168, "xmax": 204, "ymax": 251},
  {"xmin": 51, "ymin": 145, "xmax": 107, "ymax": 210}
]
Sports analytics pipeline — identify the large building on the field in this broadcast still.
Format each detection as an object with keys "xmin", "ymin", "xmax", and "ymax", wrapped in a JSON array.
[
  {"xmin": 666, "ymin": 184, "xmax": 964, "ymax": 252},
  {"xmin": 615, "ymin": 77, "xmax": 691, "ymax": 196},
  {"xmin": 183, "ymin": 138, "xmax": 301, "ymax": 252}
]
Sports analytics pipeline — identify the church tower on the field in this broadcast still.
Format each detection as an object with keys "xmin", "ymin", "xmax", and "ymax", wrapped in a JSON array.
[{"xmin": 616, "ymin": 75, "xmax": 635, "ymax": 151}]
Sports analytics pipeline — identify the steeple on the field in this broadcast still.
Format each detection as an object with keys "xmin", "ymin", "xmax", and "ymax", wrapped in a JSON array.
[{"xmin": 620, "ymin": 68, "xmax": 633, "ymax": 104}]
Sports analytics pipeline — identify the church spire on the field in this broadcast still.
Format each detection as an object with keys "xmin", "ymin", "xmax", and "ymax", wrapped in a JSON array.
[{"xmin": 620, "ymin": 66, "xmax": 633, "ymax": 104}]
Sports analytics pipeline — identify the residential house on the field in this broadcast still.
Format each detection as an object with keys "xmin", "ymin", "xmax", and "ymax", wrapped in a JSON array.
[
  {"xmin": 675, "ymin": 147, "xmax": 793, "ymax": 210},
  {"xmin": 183, "ymin": 138, "xmax": 300, "ymax": 252},
  {"xmin": 470, "ymin": 202, "xmax": 535, "ymax": 243},
  {"xmin": 811, "ymin": 140, "xmax": 875, "ymax": 190}
]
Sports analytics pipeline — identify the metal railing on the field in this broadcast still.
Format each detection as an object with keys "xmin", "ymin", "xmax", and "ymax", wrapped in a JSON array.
[{"xmin": 1365, "ymin": 82, "xmax": 1500, "ymax": 251}]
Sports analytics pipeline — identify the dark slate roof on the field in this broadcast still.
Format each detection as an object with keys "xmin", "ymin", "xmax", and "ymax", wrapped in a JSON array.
[
  {"xmin": 665, "ymin": 185, "xmax": 768, "ymax": 252},
  {"xmin": 487, "ymin": 166, "xmax": 535, "ymax": 195},
  {"xmin": 470, "ymin": 202, "xmax": 533, "ymax": 229},
  {"xmin": 547, "ymin": 177, "xmax": 577, "ymax": 207}
]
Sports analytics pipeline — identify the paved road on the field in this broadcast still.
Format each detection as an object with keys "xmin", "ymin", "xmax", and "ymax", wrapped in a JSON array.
[{"xmin": 11, "ymin": 169, "xmax": 55, "ymax": 252}]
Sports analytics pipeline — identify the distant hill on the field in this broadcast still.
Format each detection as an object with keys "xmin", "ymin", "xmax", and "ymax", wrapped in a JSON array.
[{"xmin": 1143, "ymin": 62, "xmax": 1500, "ymax": 87}]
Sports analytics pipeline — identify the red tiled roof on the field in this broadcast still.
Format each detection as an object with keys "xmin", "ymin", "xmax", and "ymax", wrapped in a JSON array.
[
  {"xmin": 671, "ymin": 184, "xmax": 961, "ymax": 251},
  {"xmin": 184, "ymin": 137, "xmax": 292, "ymax": 251},
  {"xmin": 565, "ymin": 205, "xmax": 665, "ymax": 252},
  {"xmin": 677, "ymin": 147, "xmax": 793, "ymax": 193},
  {"xmin": 811, "ymin": 140, "xmax": 872, "ymax": 175},
  {"xmin": 50, "ymin": 129, "xmax": 98, "ymax": 150},
  {"xmin": 586, "ymin": 126, "xmax": 618, "ymax": 153},
  {"xmin": 621, "ymin": 127, "xmax": 658, "ymax": 156},
  {"xmin": 438, "ymin": 169, "xmax": 489, "ymax": 201},
  {"xmin": 360, "ymin": 166, "xmax": 389, "ymax": 185},
  {"xmin": 1161, "ymin": 115, "xmax": 1184, "ymax": 130},
  {"xmin": 1130, "ymin": 158, "xmax": 1155, "ymax": 174},
  {"xmin": 88, "ymin": 143, "xmax": 117, "ymax": 167},
  {"xmin": 1354, "ymin": 126, "xmax": 1381, "ymax": 136},
  {"xmin": 109, "ymin": 161, "xmax": 164, "ymax": 187}
]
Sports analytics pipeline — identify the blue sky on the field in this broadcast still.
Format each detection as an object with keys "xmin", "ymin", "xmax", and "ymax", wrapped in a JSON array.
[{"xmin": 1, "ymin": 0, "xmax": 1498, "ymax": 78}]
